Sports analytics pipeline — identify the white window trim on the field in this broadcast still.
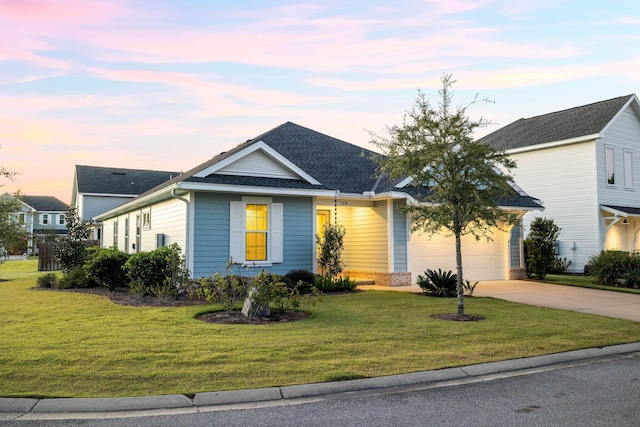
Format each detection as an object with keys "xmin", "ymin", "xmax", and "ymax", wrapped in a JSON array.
[
  {"xmin": 142, "ymin": 209, "xmax": 151, "ymax": 229},
  {"xmin": 624, "ymin": 149, "xmax": 634, "ymax": 190},
  {"xmin": 229, "ymin": 197, "xmax": 283, "ymax": 266},
  {"xmin": 605, "ymin": 145, "xmax": 616, "ymax": 186},
  {"xmin": 40, "ymin": 213, "xmax": 49, "ymax": 225},
  {"xmin": 58, "ymin": 214, "xmax": 65, "ymax": 225}
]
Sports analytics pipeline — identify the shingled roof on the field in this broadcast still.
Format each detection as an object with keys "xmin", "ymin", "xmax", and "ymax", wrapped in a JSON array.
[
  {"xmin": 128, "ymin": 122, "xmax": 540, "ymax": 210},
  {"xmin": 478, "ymin": 95, "xmax": 635, "ymax": 151},
  {"xmin": 20, "ymin": 195, "xmax": 69, "ymax": 212},
  {"xmin": 75, "ymin": 165, "xmax": 180, "ymax": 195}
]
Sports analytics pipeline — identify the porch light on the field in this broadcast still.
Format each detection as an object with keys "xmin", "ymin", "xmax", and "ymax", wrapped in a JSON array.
[{"xmin": 622, "ymin": 218, "xmax": 629, "ymax": 225}]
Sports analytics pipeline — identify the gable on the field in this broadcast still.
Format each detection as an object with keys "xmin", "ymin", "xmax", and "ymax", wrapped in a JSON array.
[
  {"xmin": 193, "ymin": 140, "xmax": 321, "ymax": 185},
  {"xmin": 215, "ymin": 149, "xmax": 301, "ymax": 180}
]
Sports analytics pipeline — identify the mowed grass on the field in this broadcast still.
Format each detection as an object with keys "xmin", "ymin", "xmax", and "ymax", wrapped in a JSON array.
[
  {"xmin": 545, "ymin": 274, "xmax": 640, "ymax": 295},
  {"xmin": 2, "ymin": 261, "xmax": 639, "ymax": 398}
]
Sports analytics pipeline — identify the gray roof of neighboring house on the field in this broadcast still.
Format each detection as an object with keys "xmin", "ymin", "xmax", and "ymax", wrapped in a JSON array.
[
  {"xmin": 133, "ymin": 122, "xmax": 541, "ymax": 209},
  {"xmin": 478, "ymin": 94, "xmax": 635, "ymax": 151},
  {"xmin": 20, "ymin": 195, "xmax": 69, "ymax": 212},
  {"xmin": 75, "ymin": 165, "xmax": 180, "ymax": 195}
]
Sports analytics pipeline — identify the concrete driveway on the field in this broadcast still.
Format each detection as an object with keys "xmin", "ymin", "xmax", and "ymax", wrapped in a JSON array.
[
  {"xmin": 474, "ymin": 280, "xmax": 640, "ymax": 322},
  {"xmin": 359, "ymin": 280, "xmax": 640, "ymax": 322}
]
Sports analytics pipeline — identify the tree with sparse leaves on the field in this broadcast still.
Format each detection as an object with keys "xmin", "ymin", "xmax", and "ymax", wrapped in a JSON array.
[
  {"xmin": 370, "ymin": 75, "xmax": 518, "ymax": 316},
  {"xmin": 54, "ymin": 207, "xmax": 93, "ymax": 272}
]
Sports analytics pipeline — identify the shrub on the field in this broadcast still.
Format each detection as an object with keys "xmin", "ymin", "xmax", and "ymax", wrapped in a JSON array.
[
  {"xmin": 586, "ymin": 250, "xmax": 633, "ymax": 287},
  {"xmin": 57, "ymin": 266, "xmax": 96, "ymax": 289},
  {"xmin": 463, "ymin": 279, "xmax": 478, "ymax": 296},
  {"xmin": 334, "ymin": 276, "xmax": 357, "ymax": 292},
  {"xmin": 284, "ymin": 269, "xmax": 316, "ymax": 294},
  {"xmin": 417, "ymin": 268, "xmax": 457, "ymax": 297},
  {"xmin": 317, "ymin": 223, "xmax": 346, "ymax": 279},
  {"xmin": 36, "ymin": 272, "xmax": 58, "ymax": 288},
  {"xmin": 124, "ymin": 244, "xmax": 189, "ymax": 298},
  {"xmin": 196, "ymin": 272, "xmax": 248, "ymax": 311},
  {"xmin": 83, "ymin": 246, "xmax": 130, "ymax": 290},
  {"xmin": 524, "ymin": 217, "xmax": 561, "ymax": 280},
  {"xmin": 314, "ymin": 275, "xmax": 336, "ymax": 292},
  {"xmin": 619, "ymin": 268, "xmax": 640, "ymax": 289},
  {"xmin": 550, "ymin": 257, "xmax": 572, "ymax": 274}
]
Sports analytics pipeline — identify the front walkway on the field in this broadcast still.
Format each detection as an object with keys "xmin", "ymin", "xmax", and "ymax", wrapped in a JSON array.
[{"xmin": 359, "ymin": 280, "xmax": 640, "ymax": 322}]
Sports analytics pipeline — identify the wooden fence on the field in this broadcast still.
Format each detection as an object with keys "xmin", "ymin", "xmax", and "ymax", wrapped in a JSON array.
[{"xmin": 37, "ymin": 240, "xmax": 99, "ymax": 271}]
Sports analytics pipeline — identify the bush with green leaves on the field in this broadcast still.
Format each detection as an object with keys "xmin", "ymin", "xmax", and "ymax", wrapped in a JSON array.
[
  {"xmin": 196, "ymin": 271, "xmax": 248, "ymax": 311},
  {"xmin": 283, "ymin": 269, "xmax": 316, "ymax": 294},
  {"xmin": 83, "ymin": 246, "xmax": 130, "ymax": 290},
  {"xmin": 313, "ymin": 274, "xmax": 336, "ymax": 292},
  {"xmin": 586, "ymin": 250, "xmax": 640, "ymax": 287},
  {"xmin": 57, "ymin": 266, "xmax": 96, "ymax": 289},
  {"xmin": 36, "ymin": 272, "xmax": 58, "ymax": 288},
  {"xmin": 524, "ymin": 217, "xmax": 561, "ymax": 280},
  {"xmin": 417, "ymin": 268, "xmax": 457, "ymax": 297},
  {"xmin": 334, "ymin": 276, "xmax": 357, "ymax": 292},
  {"xmin": 124, "ymin": 244, "xmax": 189, "ymax": 298},
  {"xmin": 317, "ymin": 223, "xmax": 346, "ymax": 280},
  {"xmin": 243, "ymin": 271, "xmax": 297, "ymax": 318}
]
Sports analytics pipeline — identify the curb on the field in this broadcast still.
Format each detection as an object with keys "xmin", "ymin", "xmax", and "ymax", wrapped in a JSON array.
[{"xmin": 2, "ymin": 342, "xmax": 639, "ymax": 421}]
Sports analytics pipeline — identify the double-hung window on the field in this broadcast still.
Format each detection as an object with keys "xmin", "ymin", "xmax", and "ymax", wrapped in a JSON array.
[
  {"xmin": 230, "ymin": 197, "xmax": 283, "ymax": 265},
  {"xmin": 605, "ymin": 145, "xmax": 616, "ymax": 185}
]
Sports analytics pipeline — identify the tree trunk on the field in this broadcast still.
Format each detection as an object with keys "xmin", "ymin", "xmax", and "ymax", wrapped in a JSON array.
[{"xmin": 455, "ymin": 231, "xmax": 464, "ymax": 315}]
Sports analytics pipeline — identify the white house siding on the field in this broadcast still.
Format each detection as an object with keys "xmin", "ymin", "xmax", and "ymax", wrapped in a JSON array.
[
  {"xmin": 335, "ymin": 201, "xmax": 389, "ymax": 273},
  {"xmin": 597, "ymin": 106, "xmax": 640, "ymax": 252},
  {"xmin": 100, "ymin": 198, "xmax": 187, "ymax": 255},
  {"xmin": 408, "ymin": 227, "xmax": 507, "ymax": 282},
  {"xmin": 510, "ymin": 141, "xmax": 599, "ymax": 273},
  {"xmin": 138, "ymin": 198, "xmax": 187, "ymax": 253}
]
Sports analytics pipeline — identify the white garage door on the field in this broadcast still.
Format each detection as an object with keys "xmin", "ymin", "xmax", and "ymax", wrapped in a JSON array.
[{"xmin": 408, "ymin": 230, "xmax": 506, "ymax": 283}]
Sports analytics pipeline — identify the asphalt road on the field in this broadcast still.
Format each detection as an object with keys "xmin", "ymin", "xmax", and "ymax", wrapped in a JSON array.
[{"xmin": 4, "ymin": 355, "xmax": 638, "ymax": 427}]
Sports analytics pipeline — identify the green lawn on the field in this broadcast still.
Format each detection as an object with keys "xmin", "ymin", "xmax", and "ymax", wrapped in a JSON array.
[
  {"xmin": 2, "ymin": 260, "xmax": 639, "ymax": 399},
  {"xmin": 544, "ymin": 274, "xmax": 640, "ymax": 295}
]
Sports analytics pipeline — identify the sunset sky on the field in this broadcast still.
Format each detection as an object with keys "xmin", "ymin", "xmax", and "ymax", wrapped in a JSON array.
[{"xmin": 1, "ymin": 0, "xmax": 639, "ymax": 204}]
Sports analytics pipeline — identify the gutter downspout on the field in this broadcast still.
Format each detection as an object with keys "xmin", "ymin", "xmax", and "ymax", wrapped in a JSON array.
[{"xmin": 171, "ymin": 188, "xmax": 192, "ymax": 273}]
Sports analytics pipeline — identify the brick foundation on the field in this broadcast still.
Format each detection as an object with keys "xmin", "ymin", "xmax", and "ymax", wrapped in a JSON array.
[
  {"xmin": 343, "ymin": 271, "xmax": 412, "ymax": 287},
  {"xmin": 509, "ymin": 268, "xmax": 527, "ymax": 280}
]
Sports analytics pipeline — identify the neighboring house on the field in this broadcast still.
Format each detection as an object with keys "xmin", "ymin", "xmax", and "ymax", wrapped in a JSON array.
[
  {"xmin": 71, "ymin": 165, "xmax": 179, "ymax": 243},
  {"xmin": 480, "ymin": 94, "xmax": 640, "ymax": 273},
  {"xmin": 15, "ymin": 195, "xmax": 69, "ymax": 254},
  {"xmin": 93, "ymin": 122, "xmax": 542, "ymax": 285}
]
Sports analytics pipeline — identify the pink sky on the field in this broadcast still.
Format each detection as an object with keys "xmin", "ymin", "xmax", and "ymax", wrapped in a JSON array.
[{"xmin": 1, "ymin": 0, "xmax": 639, "ymax": 204}]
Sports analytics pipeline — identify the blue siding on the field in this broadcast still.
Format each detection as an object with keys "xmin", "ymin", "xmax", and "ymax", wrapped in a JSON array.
[
  {"xmin": 274, "ymin": 196, "xmax": 314, "ymax": 274},
  {"xmin": 393, "ymin": 200, "xmax": 408, "ymax": 271},
  {"xmin": 509, "ymin": 225, "xmax": 521, "ymax": 268},
  {"xmin": 192, "ymin": 193, "xmax": 314, "ymax": 277}
]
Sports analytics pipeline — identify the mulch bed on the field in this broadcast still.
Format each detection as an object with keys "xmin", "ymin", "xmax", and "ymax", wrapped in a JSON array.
[
  {"xmin": 430, "ymin": 313, "xmax": 485, "ymax": 321},
  {"xmin": 197, "ymin": 310, "xmax": 310, "ymax": 325},
  {"xmin": 35, "ymin": 286, "xmax": 309, "ymax": 324}
]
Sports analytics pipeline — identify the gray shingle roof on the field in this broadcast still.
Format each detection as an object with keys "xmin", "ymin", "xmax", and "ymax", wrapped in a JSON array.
[
  {"xmin": 20, "ymin": 195, "xmax": 69, "ymax": 212},
  {"xmin": 479, "ymin": 95, "xmax": 634, "ymax": 151},
  {"xmin": 75, "ymin": 165, "xmax": 180, "ymax": 195},
  {"xmin": 129, "ymin": 122, "xmax": 539, "ymax": 209}
]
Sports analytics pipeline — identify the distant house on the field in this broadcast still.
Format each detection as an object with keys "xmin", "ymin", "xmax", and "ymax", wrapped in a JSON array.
[
  {"xmin": 71, "ymin": 165, "xmax": 179, "ymax": 243},
  {"xmin": 480, "ymin": 94, "xmax": 640, "ymax": 273},
  {"xmin": 93, "ymin": 122, "xmax": 542, "ymax": 285},
  {"xmin": 15, "ymin": 195, "xmax": 69, "ymax": 254}
]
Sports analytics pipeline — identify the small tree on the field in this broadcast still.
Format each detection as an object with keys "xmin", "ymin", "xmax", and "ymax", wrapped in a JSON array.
[
  {"xmin": 316, "ymin": 223, "xmax": 346, "ymax": 280},
  {"xmin": 55, "ymin": 207, "xmax": 93, "ymax": 272},
  {"xmin": 370, "ymin": 75, "xmax": 518, "ymax": 315},
  {"xmin": 524, "ymin": 217, "xmax": 561, "ymax": 280},
  {"xmin": 0, "ymin": 194, "xmax": 28, "ymax": 253}
]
